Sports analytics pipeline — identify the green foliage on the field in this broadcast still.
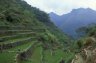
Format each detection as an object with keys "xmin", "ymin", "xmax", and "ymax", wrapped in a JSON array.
[
  {"xmin": 0, "ymin": 0, "xmax": 73, "ymax": 63},
  {"xmin": 77, "ymin": 24, "xmax": 96, "ymax": 37},
  {"xmin": 77, "ymin": 39, "xmax": 84, "ymax": 49},
  {"xmin": 0, "ymin": 0, "xmax": 69, "ymax": 43}
]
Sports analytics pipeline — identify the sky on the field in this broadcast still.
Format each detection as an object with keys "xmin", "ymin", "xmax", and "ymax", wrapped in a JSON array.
[{"xmin": 24, "ymin": 0, "xmax": 96, "ymax": 15}]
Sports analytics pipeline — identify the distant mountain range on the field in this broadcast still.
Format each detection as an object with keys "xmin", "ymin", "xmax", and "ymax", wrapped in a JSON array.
[{"xmin": 49, "ymin": 8, "xmax": 96, "ymax": 38}]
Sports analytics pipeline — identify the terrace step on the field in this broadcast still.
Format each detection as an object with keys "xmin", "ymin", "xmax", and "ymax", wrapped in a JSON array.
[
  {"xmin": 0, "ymin": 26, "xmax": 45, "ymax": 30},
  {"xmin": 6, "ymin": 41, "xmax": 37, "ymax": 52},
  {"xmin": 0, "ymin": 41, "xmax": 36, "ymax": 63},
  {"xmin": 0, "ymin": 32, "xmax": 37, "ymax": 42},
  {"xmin": 21, "ymin": 46, "xmax": 42, "ymax": 63},
  {"xmin": 16, "ymin": 42, "xmax": 41, "ymax": 62},
  {"xmin": 0, "ymin": 32, "xmax": 36, "ymax": 38},
  {"xmin": 0, "ymin": 30, "xmax": 33, "ymax": 37},
  {"xmin": 0, "ymin": 29, "xmax": 45, "ymax": 37},
  {"xmin": 0, "ymin": 37, "xmax": 38, "ymax": 50}
]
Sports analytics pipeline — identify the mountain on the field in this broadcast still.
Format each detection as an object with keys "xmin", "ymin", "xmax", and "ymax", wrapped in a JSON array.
[
  {"xmin": 49, "ymin": 8, "xmax": 96, "ymax": 38},
  {"xmin": 0, "ymin": 0, "xmax": 73, "ymax": 63},
  {"xmin": 49, "ymin": 12, "xmax": 61, "ymax": 26}
]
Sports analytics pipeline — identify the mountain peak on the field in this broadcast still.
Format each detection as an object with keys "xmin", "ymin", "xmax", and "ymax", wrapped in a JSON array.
[
  {"xmin": 49, "ymin": 12, "xmax": 60, "ymax": 18},
  {"xmin": 50, "ymin": 12, "xmax": 56, "ymax": 15},
  {"xmin": 71, "ymin": 8, "xmax": 95, "ymax": 13},
  {"xmin": 50, "ymin": 12, "xmax": 60, "ymax": 16}
]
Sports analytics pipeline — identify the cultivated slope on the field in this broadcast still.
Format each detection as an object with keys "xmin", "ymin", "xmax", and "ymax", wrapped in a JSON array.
[{"xmin": 0, "ymin": 0, "xmax": 73, "ymax": 63}]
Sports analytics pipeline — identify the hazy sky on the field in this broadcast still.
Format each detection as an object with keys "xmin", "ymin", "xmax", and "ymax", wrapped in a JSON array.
[{"xmin": 24, "ymin": 0, "xmax": 96, "ymax": 15}]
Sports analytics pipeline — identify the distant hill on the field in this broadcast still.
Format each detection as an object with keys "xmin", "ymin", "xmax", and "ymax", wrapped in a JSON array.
[
  {"xmin": 49, "ymin": 12, "xmax": 61, "ymax": 26},
  {"xmin": 49, "ymin": 8, "xmax": 96, "ymax": 38}
]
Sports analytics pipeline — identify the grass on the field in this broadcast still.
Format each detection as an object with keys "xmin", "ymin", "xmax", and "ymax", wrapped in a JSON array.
[
  {"xmin": 0, "ymin": 31, "xmax": 36, "ymax": 39},
  {"xmin": 21, "ymin": 46, "xmax": 42, "ymax": 63},
  {"xmin": 0, "ymin": 52, "xmax": 16, "ymax": 63},
  {"xmin": 0, "ymin": 36, "xmax": 35, "ymax": 44},
  {"xmin": 44, "ymin": 49, "xmax": 63, "ymax": 63},
  {"xmin": 7, "ymin": 41, "xmax": 36, "ymax": 52},
  {"xmin": 0, "ymin": 32, "xmax": 35, "ymax": 42},
  {"xmin": 0, "ymin": 30, "xmax": 34, "ymax": 37},
  {"xmin": 44, "ymin": 49, "xmax": 75, "ymax": 63}
]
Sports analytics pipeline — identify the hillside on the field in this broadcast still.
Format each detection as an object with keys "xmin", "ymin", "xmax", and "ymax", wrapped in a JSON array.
[
  {"xmin": 0, "ymin": 0, "xmax": 74, "ymax": 63},
  {"xmin": 49, "ymin": 8, "xmax": 96, "ymax": 38},
  {"xmin": 72, "ymin": 25, "xmax": 96, "ymax": 63}
]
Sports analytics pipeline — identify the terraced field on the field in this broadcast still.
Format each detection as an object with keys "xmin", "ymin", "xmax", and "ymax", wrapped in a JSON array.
[
  {"xmin": 0, "ymin": 26, "xmax": 41, "ymax": 63},
  {"xmin": 0, "ymin": 26, "xmax": 74, "ymax": 63}
]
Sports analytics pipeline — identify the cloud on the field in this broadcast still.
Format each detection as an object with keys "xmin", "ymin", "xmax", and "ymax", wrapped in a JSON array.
[{"xmin": 24, "ymin": 0, "xmax": 96, "ymax": 15}]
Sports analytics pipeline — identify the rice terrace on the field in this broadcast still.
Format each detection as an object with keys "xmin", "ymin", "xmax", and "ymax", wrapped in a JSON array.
[{"xmin": 0, "ymin": 0, "xmax": 96, "ymax": 63}]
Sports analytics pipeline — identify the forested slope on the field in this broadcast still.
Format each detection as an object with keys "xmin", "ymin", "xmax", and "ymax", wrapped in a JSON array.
[
  {"xmin": 72, "ymin": 25, "xmax": 96, "ymax": 63},
  {"xmin": 0, "ymin": 0, "xmax": 73, "ymax": 63}
]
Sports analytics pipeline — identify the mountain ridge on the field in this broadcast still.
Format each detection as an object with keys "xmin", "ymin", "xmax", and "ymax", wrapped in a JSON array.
[{"xmin": 49, "ymin": 8, "xmax": 96, "ymax": 38}]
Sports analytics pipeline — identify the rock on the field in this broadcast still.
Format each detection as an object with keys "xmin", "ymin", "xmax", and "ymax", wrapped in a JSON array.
[{"xmin": 60, "ymin": 59, "xmax": 65, "ymax": 63}]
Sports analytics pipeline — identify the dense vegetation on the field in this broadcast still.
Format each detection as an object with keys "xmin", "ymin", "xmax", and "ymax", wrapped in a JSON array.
[
  {"xmin": 71, "ymin": 24, "xmax": 96, "ymax": 63},
  {"xmin": 1, "ymin": 0, "xmax": 96, "ymax": 63},
  {"xmin": 0, "ymin": 0, "xmax": 74, "ymax": 63}
]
